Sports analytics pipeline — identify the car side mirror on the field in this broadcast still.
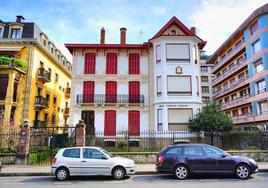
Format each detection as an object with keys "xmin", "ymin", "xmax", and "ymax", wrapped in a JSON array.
[
  {"xmin": 221, "ymin": 153, "xmax": 227, "ymax": 158},
  {"xmin": 102, "ymin": 155, "xmax": 108, "ymax": 160}
]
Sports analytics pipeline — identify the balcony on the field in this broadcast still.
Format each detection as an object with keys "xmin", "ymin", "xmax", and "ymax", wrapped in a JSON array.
[
  {"xmin": 64, "ymin": 107, "xmax": 70, "ymax": 117},
  {"xmin": 65, "ymin": 87, "xmax": 71, "ymax": 98},
  {"xmin": 220, "ymin": 94, "xmax": 250, "ymax": 110},
  {"xmin": 232, "ymin": 111, "xmax": 268, "ymax": 124},
  {"xmin": 33, "ymin": 120, "xmax": 46, "ymax": 128},
  {"xmin": 232, "ymin": 114, "xmax": 253, "ymax": 124},
  {"xmin": 212, "ymin": 40, "xmax": 245, "ymax": 73},
  {"xmin": 213, "ymin": 75, "xmax": 249, "ymax": 98},
  {"xmin": 34, "ymin": 96, "xmax": 49, "ymax": 109},
  {"xmin": 37, "ymin": 68, "xmax": 51, "ymax": 83},
  {"xmin": 212, "ymin": 58, "xmax": 246, "ymax": 86},
  {"xmin": 76, "ymin": 94, "xmax": 145, "ymax": 105}
]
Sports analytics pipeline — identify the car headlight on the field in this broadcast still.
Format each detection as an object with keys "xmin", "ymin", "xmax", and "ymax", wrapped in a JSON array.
[{"xmin": 249, "ymin": 158, "xmax": 256, "ymax": 165}]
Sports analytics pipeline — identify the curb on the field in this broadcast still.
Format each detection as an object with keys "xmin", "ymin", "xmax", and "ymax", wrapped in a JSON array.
[{"xmin": 0, "ymin": 170, "xmax": 267, "ymax": 177}]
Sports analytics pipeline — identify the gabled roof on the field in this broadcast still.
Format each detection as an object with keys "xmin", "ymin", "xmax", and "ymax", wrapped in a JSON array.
[{"xmin": 150, "ymin": 16, "xmax": 206, "ymax": 49}]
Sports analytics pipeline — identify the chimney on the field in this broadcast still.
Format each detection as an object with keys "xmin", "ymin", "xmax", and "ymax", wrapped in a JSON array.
[
  {"xmin": 100, "ymin": 27, "xmax": 105, "ymax": 44},
  {"xmin": 16, "ymin": 15, "xmax": 25, "ymax": 23},
  {"xmin": 120, "ymin": 27, "xmax": 127, "ymax": 44},
  {"xmin": 190, "ymin": 27, "xmax": 196, "ymax": 35}
]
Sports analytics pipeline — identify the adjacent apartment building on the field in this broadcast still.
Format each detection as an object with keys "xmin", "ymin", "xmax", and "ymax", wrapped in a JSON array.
[
  {"xmin": 200, "ymin": 51, "xmax": 213, "ymax": 106},
  {"xmin": 66, "ymin": 16, "xmax": 206, "ymax": 135},
  {"xmin": 208, "ymin": 4, "xmax": 268, "ymax": 130},
  {"xmin": 0, "ymin": 16, "xmax": 72, "ymax": 128}
]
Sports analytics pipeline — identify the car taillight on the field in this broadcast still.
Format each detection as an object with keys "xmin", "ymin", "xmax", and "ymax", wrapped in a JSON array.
[
  {"xmin": 158, "ymin": 156, "xmax": 164, "ymax": 163},
  {"xmin": 52, "ymin": 157, "xmax": 57, "ymax": 164}
]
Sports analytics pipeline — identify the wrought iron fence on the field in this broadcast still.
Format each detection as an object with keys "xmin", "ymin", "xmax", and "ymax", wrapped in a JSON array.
[{"xmin": 1, "ymin": 128, "xmax": 268, "ymax": 160}]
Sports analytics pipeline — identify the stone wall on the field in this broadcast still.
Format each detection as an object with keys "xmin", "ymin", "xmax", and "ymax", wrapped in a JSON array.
[
  {"xmin": 0, "ymin": 153, "xmax": 16, "ymax": 165},
  {"xmin": 1, "ymin": 151, "xmax": 268, "ymax": 165}
]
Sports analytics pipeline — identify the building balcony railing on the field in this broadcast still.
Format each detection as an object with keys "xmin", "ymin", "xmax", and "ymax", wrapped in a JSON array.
[
  {"xmin": 220, "ymin": 94, "xmax": 250, "ymax": 110},
  {"xmin": 232, "ymin": 114, "xmax": 253, "ymax": 124},
  {"xmin": 213, "ymin": 75, "xmax": 249, "ymax": 98},
  {"xmin": 76, "ymin": 94, "xmax": 145, "ymax": 105},
  {"xmin": 212, "ymin": 58, "xmax": 246, "ymax": 85},
  {"xmin": 64, "ymin": 107, "xmax": 70, "ymax": 117},
  {"xmin": 37, "ymin": 68, "xmax": 51, "ymax": 83},
  {"xmin": 65, "ymin": 87, "xmax": 71, "ymax": 98},
  {"xmin": 34, "ymin": 96, "xmax": 49, "ymax": 109},
  {"xmin": 212, "ymin": 40, "xmax": 245, "ymax": 73},
  {"xmin": 232, "ymin": 111, "xmax": 268, "ymax": 124}
]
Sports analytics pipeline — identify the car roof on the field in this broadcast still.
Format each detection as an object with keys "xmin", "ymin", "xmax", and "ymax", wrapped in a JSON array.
[
  {"xmin": 168, "ymin": 143, "xmax": 211, "ymax": 147},
  {"xmin": 61, "ymin": 146, "xmax": 101, "ymax": 150}
]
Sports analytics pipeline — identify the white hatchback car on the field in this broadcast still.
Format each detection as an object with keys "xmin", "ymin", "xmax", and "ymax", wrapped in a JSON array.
[{"xmin": 51, "ymin": 147, "xmax": 135, "ymax": 181}]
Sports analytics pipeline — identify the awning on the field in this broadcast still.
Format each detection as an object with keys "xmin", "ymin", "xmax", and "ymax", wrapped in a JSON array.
[{"xmin": 0, "ymin": 46, "xmax": 24, "ymax": 51}]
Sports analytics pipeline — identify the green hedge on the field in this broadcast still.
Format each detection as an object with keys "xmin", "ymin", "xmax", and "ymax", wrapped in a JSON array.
[
  {"xmin": 0, "ymin": 56, "xmax": 27, "ymax": 71},
  {"xmin": 28, "ymin": 149, "xmax": 59, "ymax": 165}
]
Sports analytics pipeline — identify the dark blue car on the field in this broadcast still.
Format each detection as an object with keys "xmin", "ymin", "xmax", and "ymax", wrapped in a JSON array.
[{"xmin": 156, "ymin": 144, "xmax": 258, "ymax": 180}]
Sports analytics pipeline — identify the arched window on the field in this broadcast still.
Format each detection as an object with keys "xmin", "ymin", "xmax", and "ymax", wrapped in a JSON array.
[{"xmin": 170, "ymin": 30, "xmax": 176, "ymax": 36}]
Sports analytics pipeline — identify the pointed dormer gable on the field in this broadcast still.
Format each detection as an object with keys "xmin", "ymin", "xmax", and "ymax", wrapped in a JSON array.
[{"xmin": 150, "ymin": 16, "xmax": 206, "ymax": 49}]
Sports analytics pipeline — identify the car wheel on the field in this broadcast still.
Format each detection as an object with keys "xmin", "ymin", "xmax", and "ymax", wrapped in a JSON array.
[
  {"xmin": 236, "ymin": 164, "xmax": 250, "ymax": 179},
  {"xmin": 112, "ymin": 167, "xmax": 126, "ymax": 180},
  {"xmin": 56, "ymin": 167, "xmax": 69, "ymax": 181},
  {"xmin": 174, "ymin": 165, "xmax": 189, "ymax": 180}
]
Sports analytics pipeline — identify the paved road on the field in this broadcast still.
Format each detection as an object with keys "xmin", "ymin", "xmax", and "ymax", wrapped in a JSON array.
[{"xmin": 0, "ymin": 173, "xmax": 268, "ymax": 188}]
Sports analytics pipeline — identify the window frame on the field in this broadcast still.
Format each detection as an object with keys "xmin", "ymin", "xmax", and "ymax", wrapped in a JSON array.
[
  {"xmin": 252, "ymin": 39, "xmax": 261, "ymax": 54},
  {"xmin": 167, "ymin": 75, "xmax": 192, "ymax": 95},
  {"xmin": 156, "ymin": 45, "xmax": 161, "ymax": 63},
  {"xmin": 63, "ymin": 148, "xmax": 81, "ymax": 159},
  {"xmin": 156, "ymin": 76, "xmax": 162, "ymax": 96},
  {"xmin": 11, "ymin": 28, "xmax": 21, "ymax": 39},
  {"xmin": 166, "ymin": 43, "xmax": 190, "ymax": 62}
]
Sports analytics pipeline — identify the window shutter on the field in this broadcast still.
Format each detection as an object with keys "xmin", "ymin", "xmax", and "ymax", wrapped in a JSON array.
[
  {"xmin": 106, "ymin": 81, "xmax": 117, "ymax": 103},
  {"xmin": 106, "ymin": 53, "xmax": 117, "ymax": 74},
  {"xmin": 83, "ymin": 81, "xmax": 94, "ymax": 103},
  {"xmin": 84, "ymin": 53, "xmax": 96, "ymax": 74},
  {"xmin": 129, "ymin": 53, "xmax": 140, "ymax": 74},
  {"xmin": 128, "ymin": 110, "xmax": 140, "ymax": 136},
  {"xmin": 129, "ymin": 81, "xmax": 140, "ymax": 103},
  {"xmin": 104, "ymin": 110, "xmax": 116, "ymax": 136}
]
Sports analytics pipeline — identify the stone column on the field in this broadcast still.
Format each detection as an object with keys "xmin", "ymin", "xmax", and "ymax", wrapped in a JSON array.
[
  {"xmin": 75, "ymin": 119, "xmax": 86, "ymax": 147},
  {"xmin": 3, "ymin": 73, "xmax": 15, "ymax": 124},
  {"xmin": 15, "ymin": 119, "xmax": 30, "ymax": 165}
]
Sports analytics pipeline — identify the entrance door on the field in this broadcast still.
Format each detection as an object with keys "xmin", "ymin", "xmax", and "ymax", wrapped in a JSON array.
[{"xmin": 81, "ymin": 111, "xmax": 95, "ymax": 135}]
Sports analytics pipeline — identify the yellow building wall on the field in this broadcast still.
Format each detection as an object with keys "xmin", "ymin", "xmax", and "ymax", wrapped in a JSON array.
[
  {"xmin": 0, "ymin": 44, "xmax": 30, "ymax": 128},
  {"xmin": 28, "ymin": 46, "xmax": 71, "ymax": 127}
]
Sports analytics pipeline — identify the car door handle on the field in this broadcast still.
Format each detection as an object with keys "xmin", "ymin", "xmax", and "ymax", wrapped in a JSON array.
[{"xmin": 81, "ymin": 160, "xmax": 86, "ymax": 163}]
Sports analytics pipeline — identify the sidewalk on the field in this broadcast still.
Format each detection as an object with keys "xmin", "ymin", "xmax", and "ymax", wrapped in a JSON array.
[{"xmin": 0, "ymin": 163, "xmax": 268, "ymax": 176}]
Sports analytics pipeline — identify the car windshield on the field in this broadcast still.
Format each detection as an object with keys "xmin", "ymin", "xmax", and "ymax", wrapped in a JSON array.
[{"xmin": 99, "ymin": 148, "xmax": 114, "ymax": 157}]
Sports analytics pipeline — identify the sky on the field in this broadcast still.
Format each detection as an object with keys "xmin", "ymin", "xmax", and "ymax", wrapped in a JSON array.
[{"xmin": 0, "ymin": 0, "xmax": 267, "ymax": 61}]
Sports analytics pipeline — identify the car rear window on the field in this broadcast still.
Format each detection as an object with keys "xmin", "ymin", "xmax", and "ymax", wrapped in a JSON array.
[
  {"xmin": 166, "ymin": 147, "xmax": 182, "ymax": 155},
  {"xmin": 63, "ymin": 148, "xmax": 80, "ymax": 158}
]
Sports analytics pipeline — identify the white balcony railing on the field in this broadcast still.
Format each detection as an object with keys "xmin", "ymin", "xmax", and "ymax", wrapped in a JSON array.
[
  {"xmin": 212, "ymin": 58, "xmax": 246, "ymax": 85},
  {"xmin": 213, "ymin": 75, "xmax": 249, "ymax": 98},
  {"xmin": 212, "ymin": 40, "xmax": 245, "ymax": 73}
]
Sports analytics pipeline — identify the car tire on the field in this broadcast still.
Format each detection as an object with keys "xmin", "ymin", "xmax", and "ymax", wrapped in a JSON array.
[
  {"xmin": 235, "ymin": 164, "xmax": 250, "ymax": 179},
  {"xmin": 112, "ymin": 167, "xmax": 126, "ymax": 180},
  {"xmin": 56, "ymin": 167, "xmax": 69, "ymax": 181},
  {"xmin": 174, "ymin": 165, "xmax": 189, "ymax": 180}
]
